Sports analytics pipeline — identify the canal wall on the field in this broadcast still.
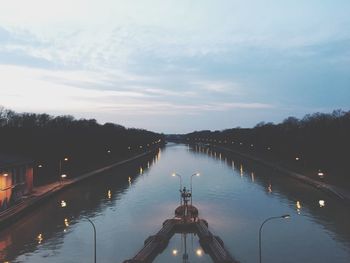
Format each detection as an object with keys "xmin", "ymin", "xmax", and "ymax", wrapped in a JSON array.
[
  {"xmin": 0, "ymin": 149, "xmax": 160, "ymax": 230},
  {"xmin": 209, "ymin": 144, "xmax": 350, "ymax": 206}
]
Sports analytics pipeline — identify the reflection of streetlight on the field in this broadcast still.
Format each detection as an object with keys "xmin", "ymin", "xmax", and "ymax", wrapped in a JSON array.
[
  {"xmin": 319, "ymin": 200, "xmax": 325, "ymax": 207},
  {"xmin": 86, "ymin": 218, "xmax": 97, "ymax": 263},
  {"xmin": 267, "ymin": 184, "xmax": 272, "ymax": 193},
  {"xmin": 259, "ymin": 214, "xmax": 290, "ymax": 263},
  {"xmin": 296, "ymin": 201, "xmax": 302, "ymax": 214},
  {"xmin": 196, "ymin": 249, "xmax": 203, "ymax": 257},
  {"xmin": 37, "ymin": 233, "xmax": 43, "ymax": 244},
  {"xmin": 190, "ymin": 172, "xmax": 200, "ymax": 205}
]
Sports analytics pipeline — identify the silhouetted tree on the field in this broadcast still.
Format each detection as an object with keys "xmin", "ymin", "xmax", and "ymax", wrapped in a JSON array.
[
  {"xmin": 0, "ymin": 106, "xmax": 164, "ymax": 185},
  {"xmin": 183, "ymin": 110, "xmax": 350, "ymax": 187}
]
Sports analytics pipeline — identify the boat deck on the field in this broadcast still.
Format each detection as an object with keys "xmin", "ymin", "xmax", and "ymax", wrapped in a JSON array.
[{"xmin": 123, "ymin": 205, "xmax": 239, "ymax": 263}]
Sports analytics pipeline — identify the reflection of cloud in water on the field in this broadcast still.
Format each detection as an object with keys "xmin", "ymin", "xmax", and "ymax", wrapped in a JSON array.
[
  {"xmin": 195, "ymin": 202, "xmax": 242, "ymax": 231},
  {"xmin": 141, "ymin": 201, "xmax": 180, "ymax": 229}
]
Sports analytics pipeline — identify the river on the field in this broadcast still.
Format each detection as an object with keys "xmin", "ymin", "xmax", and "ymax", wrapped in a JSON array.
[{"xmin": 1, "ymin": 143, "xmax": 349, "ymax": 263}]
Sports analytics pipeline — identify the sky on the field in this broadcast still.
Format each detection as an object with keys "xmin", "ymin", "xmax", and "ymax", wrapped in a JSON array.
[{"xmin": 0, "ymin": 0, "xmax": 349, "ymax": 133}]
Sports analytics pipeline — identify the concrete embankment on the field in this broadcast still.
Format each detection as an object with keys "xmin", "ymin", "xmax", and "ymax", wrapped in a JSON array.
[
  {"xmin": 210, "ymin": 145, "xmax": 350, "ymax": 206},
  {"xmin": 0, "ymin": 149, "xmax": 159, "ymax": 230}
]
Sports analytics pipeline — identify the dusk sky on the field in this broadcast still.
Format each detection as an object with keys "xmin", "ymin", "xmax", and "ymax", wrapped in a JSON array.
[{"xmin": 0, "ymin": 0, "xmax": 349, "ymax": 133}]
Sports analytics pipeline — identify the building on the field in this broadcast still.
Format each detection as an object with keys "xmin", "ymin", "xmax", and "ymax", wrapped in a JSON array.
[{"xmin": 0, "ymin": 153, "xmax": 33, "ymax": 211}]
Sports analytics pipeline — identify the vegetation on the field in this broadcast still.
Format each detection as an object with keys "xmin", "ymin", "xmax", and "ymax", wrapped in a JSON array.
[
  {"xmin": 0, "ymin": 106, "xmax": 164, "ymax": 185},
  {"xmin": 184, "ymin": 110, "xmax": 350, "ymax": 188}
]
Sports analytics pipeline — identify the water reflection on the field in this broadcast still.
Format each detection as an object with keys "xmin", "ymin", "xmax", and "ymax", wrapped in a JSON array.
[
  {"xmin": 1, "ymin": 144, "xmax": 350, "ymax": 263},
  {"xmin": 191, "ymin": 144, "xmax": 350, "ymax": 255},
  {"xmin": 267, "ymin": 183, "xmax": 272, "ymax": 193},
  {"xmin": 319, "ymin": 200, "xmax": 325, "ymax": 207},
  {"xmin": 0, "ymin": 150, "xmax": 160, "ymax": 263},
  {"xmin": 60, "ymin": 200, "xmax": 67, "ymax": 208},
  {"xmin": 155, "ymin": 233, "xmax": 212, "ymax": 263},
  {"xmin": 296, "ymin": 201, "xmax": 302, "ymax": 214},
  {"xmin": 36, "ymin": 233, "xmax": 43, "ymax": 244},
  {"xmin": 196, "ymin": 248, "xmax": 203, "ymax": 257}
]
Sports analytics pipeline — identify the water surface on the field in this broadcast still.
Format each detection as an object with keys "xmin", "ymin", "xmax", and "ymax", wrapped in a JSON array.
[{"xmin": 0, "ymin": 143, "xmax": 349, "ymax": 263}]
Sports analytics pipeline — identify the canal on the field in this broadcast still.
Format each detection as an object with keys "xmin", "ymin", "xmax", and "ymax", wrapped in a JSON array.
[{"xmin": 1, "ymin": 143, "xmax": 350, "ymax": 263}]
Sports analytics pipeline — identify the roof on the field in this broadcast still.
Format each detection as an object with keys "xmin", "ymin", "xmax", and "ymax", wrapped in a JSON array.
[{"xmin": 0, "ymin": 153, "xmax": 33, "ymax": 170}]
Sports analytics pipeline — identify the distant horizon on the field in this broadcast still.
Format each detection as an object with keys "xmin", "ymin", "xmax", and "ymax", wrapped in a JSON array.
[
  {"xmin": 1, "ymin": 1, "xmax": 349, "ymax": 133},
  {"xmin": 2, "ymin": 106, "xmax": 348, "ymax": 134}
]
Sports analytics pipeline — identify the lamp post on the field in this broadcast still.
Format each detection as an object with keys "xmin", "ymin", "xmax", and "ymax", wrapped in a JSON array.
[
  {"xmin": 172, "ymin": 173, "xmax": 183, "ymax": 205},
  {"xmin": 172, "ymin": 173, "xmax": 183, "ymax": 189},
  {"xmin": 259, "ymin": 214, "xmax": 290, "ymax": 263},
  {"xmin": 86, "ymin": 218, "xmax": 97, "ymax": 263},
  {"xmin": 59, "ymin": 157, "xmax": 69, "ymax": 185},
  {"xmin": 190, "ymin": 172, "xmax": 200, "ymax": 206}
]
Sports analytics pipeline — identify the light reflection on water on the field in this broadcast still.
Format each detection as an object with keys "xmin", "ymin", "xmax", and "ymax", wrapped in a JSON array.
[
  {"xmin": 0, "ymin": 144, "xmax": 349, "ymax": 263},
  {"xmin": 154, "ymin": 233, "xmax": 212, "ymax": 263}
]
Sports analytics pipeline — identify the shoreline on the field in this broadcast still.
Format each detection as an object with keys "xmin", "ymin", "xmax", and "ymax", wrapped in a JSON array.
[
  {"xmin": 208, "ymin": 144, "xmax": 350, "ymax": 206},
  {"xmin": 0, "ymin": 149, "xmax": 159, "ymax": 230}
]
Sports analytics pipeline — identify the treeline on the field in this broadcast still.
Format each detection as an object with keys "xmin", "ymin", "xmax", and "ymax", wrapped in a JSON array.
[
  {"xmin": 0, "ymin": 106, "xmax": 164, "ymax": 185},
  {"xmin": 184, "ymin": 110, "xmax": 350, "ymax": 186}
]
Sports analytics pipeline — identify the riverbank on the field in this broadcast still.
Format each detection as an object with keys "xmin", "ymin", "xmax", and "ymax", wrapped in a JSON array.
[
  {"xmin": 0, "ymin": 149, "xmax": 160, "ymax": 230},
  {"xmin": 207, "ymin": 144, "xmax": 350, "ymax": 205}
]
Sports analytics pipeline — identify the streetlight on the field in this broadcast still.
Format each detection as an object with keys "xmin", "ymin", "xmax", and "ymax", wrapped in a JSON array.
[
  {"xmin": 172, "ymin": 173, "xmax": 183, "ymax": 190},
  {"xmin": 190, "ymin": 172, "xmax": 200, "ymax": 205},
  {"xmin": 86, "ymin": 218, "xmax": 97, "ymax": 263},
  {"xmin": 61, "ymin": 174, "xmax": 67, "ymax": 184},
  {"xmin": 172, "ymin": 173, "xmax": 183, "ymax": 205},
  {"xmin": 59, "ymin": 157, "xmax": 69, "ymax": 185},
  {"xmin": 259, "ymin": 214, "xmax": 290, "ymax": 263}
]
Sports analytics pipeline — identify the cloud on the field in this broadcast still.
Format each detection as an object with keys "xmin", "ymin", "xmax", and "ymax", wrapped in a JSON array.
[
  {"xmin": 141, "ymin": 88, "xmax": 197, "ymax": 98},
  {"xmin": 0, "ymin": 64, "xmax": 272, "ymax": 118},
  {"xmin": 0, "ymin": 1, "xmax": 349, "ymax": 132},
  {"xmin": 0, "ymin": 65, "xmax": 149, "ymax": 112},
  {"xmin": 192, "ymin": 80, "xmax": 243, "ymax": 95},
  {"xmin": 100, "ymin": 101, "xmax": 273, "ymax": 116}
]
